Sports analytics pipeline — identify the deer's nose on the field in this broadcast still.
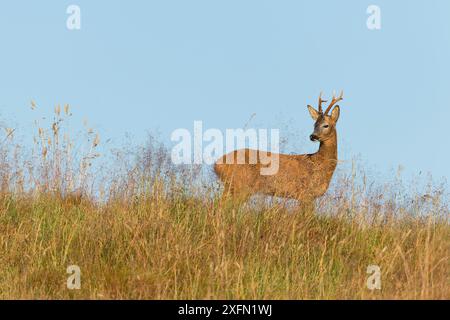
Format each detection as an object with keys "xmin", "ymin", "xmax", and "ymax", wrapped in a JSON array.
[{"xmin": 310, "ymin": 134, "xmax": 319, "ymax": 141}]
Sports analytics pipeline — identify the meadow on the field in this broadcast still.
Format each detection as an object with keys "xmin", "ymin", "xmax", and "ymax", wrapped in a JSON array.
[{"xmin": 0, "ymin": 106, "xmax": 448, "ymax": 299}]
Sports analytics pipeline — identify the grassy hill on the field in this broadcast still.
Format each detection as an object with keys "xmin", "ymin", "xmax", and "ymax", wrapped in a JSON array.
[{"xmin": 0, "ymin": 107, "xmax": 448, "ymax": 299}]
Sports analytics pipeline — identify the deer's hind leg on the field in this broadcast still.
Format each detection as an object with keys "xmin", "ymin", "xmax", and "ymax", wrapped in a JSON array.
[{"xmin": 219, "ymin": 181, "xmax": 252, "ymax": 206}]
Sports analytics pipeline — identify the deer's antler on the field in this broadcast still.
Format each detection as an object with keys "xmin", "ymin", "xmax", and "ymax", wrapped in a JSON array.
[
  {"xmin": 324, "ymin": 90, "xmax": 343, "ymax": 115},
  {"xmin": 318, "ymin": 91, "xmax": 327, "ymax": 114}
]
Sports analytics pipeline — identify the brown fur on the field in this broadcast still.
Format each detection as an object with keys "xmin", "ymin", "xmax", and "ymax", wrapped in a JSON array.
[{"xmin": 214, "ymin": 92, "xmax": 343, "ymax": 207}]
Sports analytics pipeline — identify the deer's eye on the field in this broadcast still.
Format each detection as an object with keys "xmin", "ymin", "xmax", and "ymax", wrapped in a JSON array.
[{"xmin": 323, "ymin": 125, "xmax": 329, "ymax": 128}]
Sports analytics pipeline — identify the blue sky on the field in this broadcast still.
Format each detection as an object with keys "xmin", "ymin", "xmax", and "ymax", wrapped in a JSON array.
[{"xmin": 0, "ymin": 1, "xmax": 449, "ymax": 180}]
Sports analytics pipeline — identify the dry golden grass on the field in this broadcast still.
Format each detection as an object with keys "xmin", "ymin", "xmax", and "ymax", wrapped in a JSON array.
[{"xmin": 0, "ymin": 105, "xmax": 448, "ymax": 299}]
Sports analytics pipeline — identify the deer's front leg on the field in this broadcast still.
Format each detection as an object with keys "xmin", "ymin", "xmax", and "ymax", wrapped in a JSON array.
[{"xmin": 298, "ymin": 200, "xmax": 315, "ymax": 214}]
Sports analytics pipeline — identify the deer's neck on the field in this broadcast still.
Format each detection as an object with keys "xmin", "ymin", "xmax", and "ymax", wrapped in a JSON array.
[{"xmin": 316, "ymin": 133, "xmax": 338, "ymax": 170}]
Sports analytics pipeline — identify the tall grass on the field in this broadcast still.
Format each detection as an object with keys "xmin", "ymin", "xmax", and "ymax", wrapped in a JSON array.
[{"xmin": 0, "ymin": 106, "xmax": 448, "ymax": 299}]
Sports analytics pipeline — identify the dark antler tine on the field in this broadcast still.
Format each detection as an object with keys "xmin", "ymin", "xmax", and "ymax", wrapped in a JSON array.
[
  {"xmin": 324, "ymin": 90, "xmax": 344, "ymax": 115},
  {"xmin": 318, "ymin": 91, "xmax": 327, "ymax": 114}
]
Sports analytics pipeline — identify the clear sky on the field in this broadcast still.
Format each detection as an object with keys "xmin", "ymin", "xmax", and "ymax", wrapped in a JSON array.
[{"xmin": 0, "ymin": 1, "xmax": 449, "ymax": 181}]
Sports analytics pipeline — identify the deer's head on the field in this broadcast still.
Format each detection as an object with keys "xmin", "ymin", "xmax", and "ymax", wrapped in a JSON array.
[{"xmin": 307, "ymin": 91, "xmax": 343, "ymax": 142}]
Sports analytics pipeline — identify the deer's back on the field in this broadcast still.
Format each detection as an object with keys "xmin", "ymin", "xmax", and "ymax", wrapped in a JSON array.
[{"xmin": 214, "ymin": 149, "xmax": 335, "ymax": 200}]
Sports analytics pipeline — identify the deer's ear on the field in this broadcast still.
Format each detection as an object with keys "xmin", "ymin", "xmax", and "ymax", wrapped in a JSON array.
[
  {"xmin": 330, "ymin": 105, "xmax": 340, "ymax": 122},
  {"xmin": 307, "ymin": 105, "xmax": 320, "ymax": 121}
]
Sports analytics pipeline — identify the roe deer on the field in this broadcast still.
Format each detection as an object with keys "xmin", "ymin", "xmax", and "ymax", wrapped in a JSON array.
[{"xmin": 214, "ymin": 91, "xmax": 343, "ymax": 209}]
